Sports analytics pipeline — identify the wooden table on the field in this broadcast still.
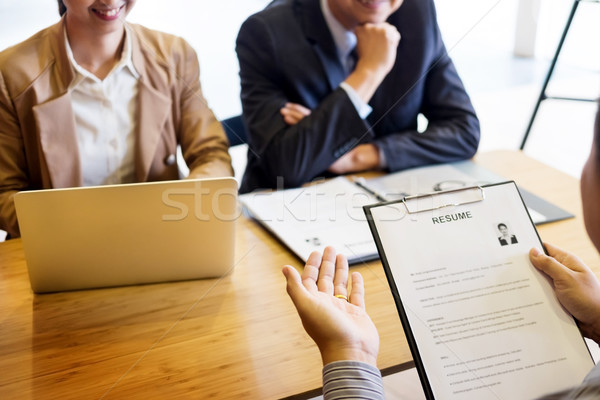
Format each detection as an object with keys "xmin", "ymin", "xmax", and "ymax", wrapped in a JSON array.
[{"xmin": 1, "ymin": 150, "xmax": 599, "ymax": 399}]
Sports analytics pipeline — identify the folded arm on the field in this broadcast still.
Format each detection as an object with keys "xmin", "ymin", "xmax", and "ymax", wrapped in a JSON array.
[{"xmin": 237, "ymin": 16, "xmax": 375, "ymax": 188}]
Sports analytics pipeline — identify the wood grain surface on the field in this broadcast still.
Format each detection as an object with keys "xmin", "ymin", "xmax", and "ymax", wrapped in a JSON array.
[{"xmin": 1, "ymin": 151, "xmax": 598, "ymax": 399}]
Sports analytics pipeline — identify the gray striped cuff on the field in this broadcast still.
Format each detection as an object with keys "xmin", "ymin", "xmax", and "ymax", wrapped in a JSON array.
[{"xmin": 323, "ymin": 361, "xmax": 384, "ymax": 400}]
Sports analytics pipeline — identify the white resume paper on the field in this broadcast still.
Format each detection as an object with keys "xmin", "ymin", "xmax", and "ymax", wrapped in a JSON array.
[
  {"xmin": 240, "ymin": 177, "xmax": 379, "ymax": 264},
  {"xmin": 366, "ymin": 182, "xmax": 593, "ymax": 399}
]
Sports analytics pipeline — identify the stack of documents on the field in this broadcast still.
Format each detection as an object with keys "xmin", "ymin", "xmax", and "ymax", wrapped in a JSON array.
[{"xmin": 240, "ymin": 161, "xmax": 572, "ymax": 264}]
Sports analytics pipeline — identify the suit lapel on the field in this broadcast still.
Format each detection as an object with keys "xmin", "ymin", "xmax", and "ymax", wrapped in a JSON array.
[
  {"xmin": 33, "ymin": 94, "xmax": 82, "ymax": 188},
  {"xmin": 134, "ymin": 81, "xmax": 171, "ymax": 182},
  {"xmin": 34, "ymin": 19, "xmax": 81, "ymax": 188},
  {"xmin": 298, "ymin": 0, "xmax": 347, "ymax": 91},
  {"xmin": 130, "ymin": 26, "xmax": 172, "ymax": 182}
]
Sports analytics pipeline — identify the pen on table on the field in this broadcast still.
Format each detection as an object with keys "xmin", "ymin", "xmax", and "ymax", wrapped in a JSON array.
[{"xmin": 352, "ymin": 177, "xmax": 389, "ymax": 202}]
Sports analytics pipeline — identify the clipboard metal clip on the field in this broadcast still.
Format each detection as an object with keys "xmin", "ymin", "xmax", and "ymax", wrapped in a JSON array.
[{"xmin": 401, "ymin": 186, "xmax": 485, "ymax": 214}]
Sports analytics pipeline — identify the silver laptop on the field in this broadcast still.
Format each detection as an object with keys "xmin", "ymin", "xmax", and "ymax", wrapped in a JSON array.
[{"xmin": 14, "ymin": 178, "xmax": 238, "ymax": 293}]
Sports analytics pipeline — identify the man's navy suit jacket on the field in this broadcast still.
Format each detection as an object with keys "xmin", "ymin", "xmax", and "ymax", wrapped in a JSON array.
[{"xmin": 236, "ymin": 0, "xmax": 480, "ymax": 193}]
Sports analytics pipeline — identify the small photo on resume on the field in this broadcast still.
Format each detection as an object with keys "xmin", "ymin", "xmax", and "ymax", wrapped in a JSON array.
[{"xmin": 496, "ymin": 221, "xmax": 519, "ymax": 246}]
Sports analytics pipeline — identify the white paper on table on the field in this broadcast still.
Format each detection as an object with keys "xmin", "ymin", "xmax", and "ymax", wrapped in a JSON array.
[
  {"xmin": 364, "ymin": 163, "xmax": 556, "ymax": 225},
  {"xmin": 364, "ymin": 164, "xmax": 480, "ymax": 200},
  {"xmin": 240, "ymin": 177, "xmax": 379, "ymax": 264}
]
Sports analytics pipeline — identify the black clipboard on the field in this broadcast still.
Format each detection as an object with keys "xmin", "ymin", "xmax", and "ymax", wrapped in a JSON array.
[{"xmin": 363, "ymin": 181, "xmax": 593, "ymax": 399}]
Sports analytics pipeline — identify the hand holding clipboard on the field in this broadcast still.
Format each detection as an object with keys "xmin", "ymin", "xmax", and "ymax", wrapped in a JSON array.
[{"xmin": 364, "ymin": 182, "xmax": 594, "ymax": 399}]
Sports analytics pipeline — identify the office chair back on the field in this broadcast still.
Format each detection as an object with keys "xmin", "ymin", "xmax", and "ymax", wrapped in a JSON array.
[{"xmin": 221, "ymin": 115, "xmax": 247, "ymax": 147}]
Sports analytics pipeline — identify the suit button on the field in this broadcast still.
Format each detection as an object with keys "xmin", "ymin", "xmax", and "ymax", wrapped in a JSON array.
[{"xmin": 164, "ymin": 154, "xmax": 176, "ymax": 166}]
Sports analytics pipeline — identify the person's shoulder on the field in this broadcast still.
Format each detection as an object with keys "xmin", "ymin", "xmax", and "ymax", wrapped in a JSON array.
[
  {"xmin": 389, "ymin": 0, "xmax": 434, "ymax": 25},
  {"xmin": 0, "ymin": 22, "xmax": 61, "ymax": 96},
  {"xmin": 242, "ymin": 0, "xmax": 296, "ymax": 29},
  {"xmin": 128, "ymin": 23, "xmax": 197, "ymax": 74},
  {"xmin": 399, "ymin": 0, "xmax": 435, "ymax": 14},
  {"xmin": 129, "ymin": 23, "xmax": 193, "ymax": 59},
  {"xmin": 0, "ymin": 23, "xmax": 59, "ymax": 67},
  {"xmin": 249, "ymin": 0, "xmax": 294, "ymax": 19},
  {"xmin": 238, "ymin": 0, "xmax": 302, "ymax": 45}
]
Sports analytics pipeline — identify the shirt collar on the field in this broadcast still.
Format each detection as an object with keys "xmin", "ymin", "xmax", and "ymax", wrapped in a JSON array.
[
  {"xmin": 320, "ymin": 0, "xmax": 357, "ymax": 61},
  {"xmin": 64, "ymin": 23, "xmax": 140, "ymax": 85},
  {"xmin": 120, "ymin": 25, "xmax": 140, "ymax": 79}
]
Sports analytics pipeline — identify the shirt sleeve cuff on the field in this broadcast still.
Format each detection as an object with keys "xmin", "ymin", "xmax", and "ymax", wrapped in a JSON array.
[
  {"xmin": 322, "ymin": 360, "xmax": 384, "ymax": 400},
  {"xmin": 378, "ymin": 145, "xmax": 388, "ymax": 169},
  {"xmin": 340, "ymin": 82, "xmax": 372, "ymax": 119}
]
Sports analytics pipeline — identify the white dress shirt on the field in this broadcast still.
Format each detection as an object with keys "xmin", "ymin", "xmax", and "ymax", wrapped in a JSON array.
[
  {"xmin": 65, "ymin": 25, "xmax": 140, "ymax": 187},
  {"xmin": 321, "ymin": 0, "xmax": 388, "ymax": 167},
  {"xmin": 320, "ymin": 0, "xmax": 372, "ymax": 119}
]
